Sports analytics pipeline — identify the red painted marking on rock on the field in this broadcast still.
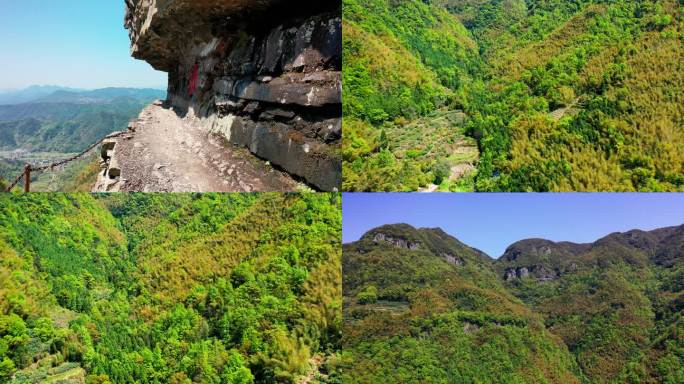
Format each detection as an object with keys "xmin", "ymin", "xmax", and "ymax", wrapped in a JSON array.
[{"xmin": 188, "ymin": 63, "xmax": 199, "ymax": 96}]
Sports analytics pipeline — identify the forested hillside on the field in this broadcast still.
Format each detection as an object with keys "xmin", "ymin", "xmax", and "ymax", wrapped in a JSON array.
[
  {"xmin": 343, "ymin": 0, "xmax": 481, "ymax": 191},
  {"xmin": 342, "ymin": 0, "xmax": 684, "ymax": 191},
  {"xmin": 0, "ymin": 88, "xmax": 165, "ymax": 191},
  {"xmin": 0, "ymin": 88, "xmax": 164, "ymax": 153},
  {"xmin": 0, "ymin": 193, "xmax": 341, "ymax": 383},
  {"xmin": 497, "ymin": 228, "xmax": 684, "ymax": 383},
  {"xmin": 341, "ymin": 225, "xmax": 582, "ymax": 383},
  {"xmin": 342, "ymin": 224, "xmax": 684, "ymax": 383}
]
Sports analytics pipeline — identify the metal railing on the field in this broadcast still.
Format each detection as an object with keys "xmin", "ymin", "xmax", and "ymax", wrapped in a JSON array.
[{"xmin": 3, "ymin": 131, "xmax": 128, "ymax": 193}]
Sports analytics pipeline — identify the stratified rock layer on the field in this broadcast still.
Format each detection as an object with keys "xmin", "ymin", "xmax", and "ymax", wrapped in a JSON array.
[{"xmin": 124, "ymin": 0, "xmax": 341, "ymax": 190}]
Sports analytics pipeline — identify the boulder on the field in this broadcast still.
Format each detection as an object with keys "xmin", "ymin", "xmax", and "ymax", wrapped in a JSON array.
[{"xmin": 101, "ymin": 140, "xmax": 116, "ymax": 160}]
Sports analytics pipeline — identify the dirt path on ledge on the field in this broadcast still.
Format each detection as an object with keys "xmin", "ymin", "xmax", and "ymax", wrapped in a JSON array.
[{"xmin": 115, "ymin": 103, "xmax": 300, "ymax": 192}]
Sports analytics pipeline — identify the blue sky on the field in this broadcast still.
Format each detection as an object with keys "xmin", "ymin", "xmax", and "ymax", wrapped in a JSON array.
[
  {"xmin": 0, "ymin": 0, "xmax": 166, "ymax": 90},
  {"xmin": 343, "ymin": 193, "xmax": 684, "ymax": 257}
]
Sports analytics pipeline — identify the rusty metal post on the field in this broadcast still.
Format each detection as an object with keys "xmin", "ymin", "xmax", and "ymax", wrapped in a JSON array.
[{"xmin": 24, "ymin": 164, "xmax": 31, "ymax": 193}]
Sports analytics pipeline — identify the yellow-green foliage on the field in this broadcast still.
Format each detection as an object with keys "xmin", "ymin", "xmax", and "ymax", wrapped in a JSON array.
[
  {"xmin": 341, "ymin": 225, "xmax": 582, "ymax": 383},
  {"xmin": 477, "ymin": 0, "xmax": 684, "ymax": 191},
  {"xmin": 345, "ymin": 224, "xmax": 684, "ymax": 383},
  {"xmin": 342, "ymin": 0, "xmax": 482, "ymax": 191},
  {"xmin": 499, "ymin": 228, "xmax": 684, "ymax": 384},
  {"xmin": 344, "ymin": 111, "xmax": 478, "ymax": 191},
  {"xmin": 344, "ymin": 0, "xmax": 684, "ymax": 191},
  {"xmin": 53, "ymin": 155, "xmax": 102, "ymax": 192},
  {"xmin": 0, "ymin": 193, "xmax": 341, "ymax": 384}
]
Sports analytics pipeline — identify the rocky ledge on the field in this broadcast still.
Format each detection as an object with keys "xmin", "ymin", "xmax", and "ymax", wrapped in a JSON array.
[
  {"xmin": 123, "ymin": 0, "xmax": 341, "ymax": 190},
  {"xmin": 503, "ymin": 265, "xmax": 564, "ymax": 282},
  {"xmin": 372, "ymin": 233, "xmax": 421, "ymax": 251}
]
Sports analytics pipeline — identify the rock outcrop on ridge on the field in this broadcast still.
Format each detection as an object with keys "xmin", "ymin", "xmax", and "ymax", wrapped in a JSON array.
[
  {"xmin": 496, "ymin": 224, "xmax": 684, "ymax": 281},
  {"xmin": 114, "ymin": 0, "xmax": 341, "ymax": 191},
  {"xmin": 343, "ymin": 223, "xmax": 684, "ymax": 383}
]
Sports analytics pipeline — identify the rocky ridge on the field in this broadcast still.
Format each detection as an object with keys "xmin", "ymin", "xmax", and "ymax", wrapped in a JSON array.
[
  {"xmin": 372, "ymin": 232, "xmax": 421, "ymax": 250},
  {"xmin": 342, "ymin": 223, "xmax": 583, "ymax": 383},
  {"xmin": 103, "ymin": 0, "xmax": 341, "ymax": 191},
  {"xmin": 350, "ymin": 223, "xmax": 684, "ymax": 283},
  {"xmin": 352, "ymin": 224, "xmax": 490, "ymax": 269},
  {"xmin": 497, "ymin": 225, "xmax": 684, "ymax": 282},
  {"xmin": 344, "ymin": 223, "xmax": 684, "ymax": 383}
]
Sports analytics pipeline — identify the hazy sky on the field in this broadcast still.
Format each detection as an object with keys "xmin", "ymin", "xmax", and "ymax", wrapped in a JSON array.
[
  {"xmin": 0, "ymin": 0, "xmax": 166, "ymax": 90},
  {"xmin": 343, "ymin": 193, "xmax": 684, "ymax": 257}
]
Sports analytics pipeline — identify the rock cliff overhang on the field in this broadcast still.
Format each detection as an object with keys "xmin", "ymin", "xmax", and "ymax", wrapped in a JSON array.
[
  {"xmin": 126, "ymin": 0, "xmax": 327, "ymax": 71},
  {"xmin": 124, "ymin": 0, "xmax": 342, "ymax": 191}
]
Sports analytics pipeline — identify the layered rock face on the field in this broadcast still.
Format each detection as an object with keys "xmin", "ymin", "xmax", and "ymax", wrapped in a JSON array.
[
  {"xmin": 503, "ymin": 264, "xmax": 560, "ymax": 282},
  {"xmin": 124, "ymin": 0, "xmax": 341, "ymax": 190},
  {"xmin": 372, "ymin": 232, "xmax": 421, "ymax": 250}
]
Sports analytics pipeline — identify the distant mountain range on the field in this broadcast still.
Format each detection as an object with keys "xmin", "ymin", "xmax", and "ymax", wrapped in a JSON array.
[
  {"xmin": 31, "ymin": 87, "xmax": 166, "ymax": 105},
  {"xmin": 342, "ymin": 223, "xmax": 684, "ymax": 383},
  {"xmin": 0, "ymin": 85, "xmax": 83, "ymax": 105},
  {"xmin": 0, "ymin": 85, "xmax": 165, "ymax": 105},
  {"xmin": 0, "ymin": 86, "xmax": 166, "ymax": 153}
]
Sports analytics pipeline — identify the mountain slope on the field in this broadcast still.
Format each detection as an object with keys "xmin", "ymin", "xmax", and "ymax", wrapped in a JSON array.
[
  {"xmin": 341, "ymin": 224, "xmax": 582, "ymax": 383},
  {"xmin": 342, "ymin": 0, "xmax": 482, "ymax": 191},
  {"xmin": 468, "ymin": 0, "xmax": 684, "ymax": 192},
  {"xmin": 343, "ymin": 0, "xmax": 684, "ymax": 191},
  {"xmin": 0, "ymin": 87, "xmax": 165, "ymax": 190},
  {"xmin": 32, "ymin": 88, "xmax": 165, "ymax": 104},
  {"xmin": 0, "ymin": 88, "xmax": 165, "ymax": 153},
  {"xmin": 496, "ymin": 225, "xmax": 684, "ymax": 383},
  {"xmin": 0, "ymin": 193, "xmax": 341, "ymax": 383},
  {"xmin": 343, "ymin": 224, "xmax": 684, "ymax": 383}
]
